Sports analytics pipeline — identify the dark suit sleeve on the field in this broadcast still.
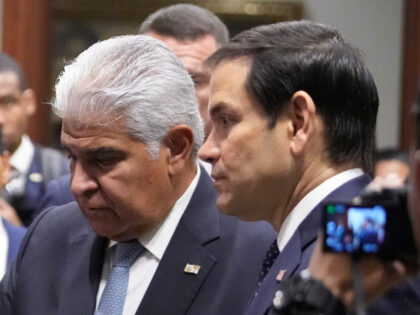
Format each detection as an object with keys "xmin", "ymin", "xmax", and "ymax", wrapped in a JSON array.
[
  {"xmin": 0, "ymin": 254, "xmax": 18, "ymax": 314},
  {"xmin": 34, "ymin": 179, "xmax": 61, "ymax": 217},
  {"xmin": 3, "ymin": 219, "xmax": 26, "ymax": 266},
  {"xmin": 33, "ymin": 174, "xmax": 73, "ymax": 218},
  {"xmin": 0, "ymin": 209, "xmax": 51, "ymax": 314}
]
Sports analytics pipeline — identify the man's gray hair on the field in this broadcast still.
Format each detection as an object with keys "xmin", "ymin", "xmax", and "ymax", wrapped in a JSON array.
[{"xmin": 52, "ymin": 35, "xmax": 204, "ymax": 159}]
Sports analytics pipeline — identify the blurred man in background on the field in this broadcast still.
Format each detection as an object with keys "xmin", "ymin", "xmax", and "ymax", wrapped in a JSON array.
[
  {"xmin": 139, "ymin": 3, "xmax": 229, "ymax": 141},
  {"xmin": 374, "ymin": 147, "xmax": 410, "ymax": 183},
  {"xmin": 0, "ymin": 53, "xmax": 69, "ymax": 226},
  {"xmin": 0, "ymin": 127, "xmax": 25, "ymax": 280}
]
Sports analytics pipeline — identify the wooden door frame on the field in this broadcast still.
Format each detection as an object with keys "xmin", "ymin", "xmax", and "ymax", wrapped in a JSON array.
[{"xmin": 2, "ymin": 0, "xmax": 52, "ymax": 145}]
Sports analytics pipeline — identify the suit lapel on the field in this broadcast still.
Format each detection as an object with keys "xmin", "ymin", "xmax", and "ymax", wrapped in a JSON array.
[
  {"xmin": 3, "ymin": 218, "xmax": 24, "ymax": 266},
  {"xmin": 58, "ymin": 231, "xmax": 107, "ymax": 315},
  {"xmin": 245, "ymin": 232, "xmax": 303, "ymax": 315},
  {"xmin": 245, "ymin": 174, "xmax": 371, "ymax": 315},
  {"xmin": 137, "ymin": 169, "xmax": 220, "ymax": 314}
]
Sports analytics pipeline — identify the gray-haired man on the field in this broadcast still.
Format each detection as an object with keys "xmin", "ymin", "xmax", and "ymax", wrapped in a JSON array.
[{"xmin": 0, "ymin": 35, "xmax": 275, "ymax": 315}]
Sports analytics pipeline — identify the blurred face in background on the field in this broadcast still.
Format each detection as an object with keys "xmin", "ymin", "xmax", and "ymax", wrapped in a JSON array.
[
  {"xmin": 374, "ymin": 159, "xmax": 410, "ymax": 183},
  {"xmin": 146, "ymin": 32, "xmax": 219, "ymax": 139},
  {"xmin": 0, "ymin": 71, "xmax": 36, "ymax": 154}
]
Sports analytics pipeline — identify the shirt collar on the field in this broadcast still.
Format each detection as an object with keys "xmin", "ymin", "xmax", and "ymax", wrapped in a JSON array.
[
  {"xmin": 109, "ymin": 163, "xmax": 201, "ymax": 260},
  {"xmin": 9, "ymin": 135, "xmax": 34, "ymax": 174},
  {"xmin": 277, "ymin": 168, "xmax": 364, "ymax": 252}
]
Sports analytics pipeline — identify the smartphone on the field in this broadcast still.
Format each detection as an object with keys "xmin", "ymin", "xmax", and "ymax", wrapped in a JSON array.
[{"xmin": 322, "ymin": 198, "xmax": 418, "ymax": 262}]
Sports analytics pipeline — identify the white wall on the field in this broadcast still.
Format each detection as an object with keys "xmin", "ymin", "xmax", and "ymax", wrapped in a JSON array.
[{"xmin": 301, "ymin": 0, "xmax": 404, "ymax": 149}]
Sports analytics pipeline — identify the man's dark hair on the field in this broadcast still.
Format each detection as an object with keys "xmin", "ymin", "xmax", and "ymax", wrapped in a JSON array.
[
  {"xmin": 138, "ymin": 4, "xmax": 229, "ymax": 46},
  {"xmin": 206, "ymin": 20, "xmax": 379, "ymax": 171},
  {"xmin": 375, "ymin": 148, "xmax": 409, "ymax": 165},
  {"xmin": 0, "ymin": 53, "xmax": 28, "ymax": 91}
]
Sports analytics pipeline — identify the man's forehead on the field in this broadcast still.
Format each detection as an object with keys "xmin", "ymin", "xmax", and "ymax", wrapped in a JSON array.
[
  {"xmin": 209, "ymin": 58, "xmax": 251, "ymax": 93},
  {"xmin": 146, "ymin": 32, "xmax": 218, "ymax": 62},
  {"xmin": 61, "ymin": 118, "xmax": 128, "ymax": 142},
  {"xmin": 62, "ymin": 118, "xmax": 99, "ymax": 133},
  {"xmin": 0, "ymin": 71, "xmax": 21, "ymax": 91}
]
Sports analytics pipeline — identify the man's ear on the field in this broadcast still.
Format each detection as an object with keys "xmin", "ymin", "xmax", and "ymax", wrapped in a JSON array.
[
  {"xmin": 163, "ymin": 125, "xmax": 194, "ymax": 176},
  {"xmin": 288, "ymin": 90, "xmax": 317, "ymax": 156},
  {"xmin": 22, "ymin": 88, "xmax": 37, "ymax": 116}
]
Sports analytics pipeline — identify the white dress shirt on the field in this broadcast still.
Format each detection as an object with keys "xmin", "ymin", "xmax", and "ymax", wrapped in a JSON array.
[
  {"xmin": 0, "ymin": 216, "xmax": 9, "ymax": 279},
  {"xmin": 95, "ymin": 165, "xmax": 201, "ymax": 315},
  {"xmin": 277, "ymin": 168, "xmax": 364, "ymax": 252},
  {"xmin": 199, "ymin": 159, "xmax": 212, "ymax": 175},
  {"xmin": 5, "ymin": 135, "xmax": 35, "ymax": 196}
]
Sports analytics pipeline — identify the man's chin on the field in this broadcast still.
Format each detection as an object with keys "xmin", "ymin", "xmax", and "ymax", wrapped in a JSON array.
[
  {"xmin": 90, "ymin": 224, "xmax": 133, "ymax": 241},
  {"xmin": 216, "ymin": 197, "xmax": 263, "ymax": 222},
  {"xmin": 216, "ymin": 197, "xmax": 242, "ymax": 218}
]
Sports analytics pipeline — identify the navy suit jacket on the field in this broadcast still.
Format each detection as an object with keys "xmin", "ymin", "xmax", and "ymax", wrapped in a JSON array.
[
  {"xmin": 2, "ymin": 218, "xmax": 26, "ymax": 267},
  {"xmin": 34, "ymin": 173, "xmax": 74, "ymax": 217},
  {"xmin": 245, "ymin": 174, "xmax": 371, "ymax": 315},
  {"xmin": 367, "ymin": 274, "xmax": 420, "ymax": 315},
  {"xmin": 0, "ymin": 170, "xmax": 276, "ymax": 315},
  {"xmin": 2, "ymin": 145, "xmax": 69, "ymax": 226}
]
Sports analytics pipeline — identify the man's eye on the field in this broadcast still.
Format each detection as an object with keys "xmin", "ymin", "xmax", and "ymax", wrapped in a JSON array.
[
  {"xmin": 191, "ymin": 75, "xmax": 208, "ymax": 86},
  {"xmin": 220, "ymin": 116, "xmax": 234, "ymax": 127},
  {"xmin": 191, "ymin": 77, "xmax": 201, "ymax": 85},
  {"xmin": 0, "ymin": 97, "xmax": 16, "ymax": 110},
  {"xmin": 95, "ymin": 157, "xmax": 118, "ymax": 166}
]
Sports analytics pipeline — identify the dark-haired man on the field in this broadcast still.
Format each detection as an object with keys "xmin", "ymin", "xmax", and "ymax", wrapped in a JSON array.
[
  {"xmin": 0, "ymin": 53, "xmax": 69, "ymax": 226},
  {"xmin": 199, "ymin": 20, "xmax": 376, "ymax": 314}
]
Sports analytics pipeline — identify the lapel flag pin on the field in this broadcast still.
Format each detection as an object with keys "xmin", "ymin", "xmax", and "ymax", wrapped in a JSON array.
[
  {"xmin": 29, "ymin": 172, "xmax": 43, "ymax": 183},
  {"xmin": 184, "ymin": 263, "xmax": 201, "ymax": 275},
  {"xmin": 276, "ymin": 269, "xmax": 287, "ymax": 281}
]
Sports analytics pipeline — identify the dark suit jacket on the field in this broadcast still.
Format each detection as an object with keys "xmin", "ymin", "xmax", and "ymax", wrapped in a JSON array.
[
  {"xmin": 2, "ymin": 145, "xmax": 70, "ymax": 226},
  {"xmin": 367, "ymin": 274, "xmax": 420, "ymax": 315},
  {"xmin": 2, "ymin": 218, "xmax": 26, "ymax": 266},
  {"xmin": 34, "ymin": 173, "xmax": 74, "ymax": 217},
  {"xmin": 0, "ymin": 170, "xmax": 276, "ymax": 315},
  {"xmin": 245, "ymin": 174, "xmax": 371, "ymax": 315}
]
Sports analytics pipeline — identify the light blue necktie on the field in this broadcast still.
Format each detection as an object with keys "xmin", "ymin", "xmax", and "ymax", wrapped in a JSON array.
[{"xmin": 95, "ymin": 240, "xmax": 145, "ymax": 315}]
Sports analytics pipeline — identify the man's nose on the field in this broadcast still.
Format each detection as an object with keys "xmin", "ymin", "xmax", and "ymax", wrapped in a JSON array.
[
  {"xmin": 198, "ymin": 131, "xmax": 220, "ymax": 165},
  {"xmin": 70, "ymin": 161, "xmax": 98, "ymax": 197},
  {"xmin": 0, "ymin": 108, "xmax": 7, "ymax": 126}
]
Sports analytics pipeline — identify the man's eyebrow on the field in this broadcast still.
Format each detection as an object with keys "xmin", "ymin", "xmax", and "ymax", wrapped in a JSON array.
[
  {"xmin": 209, "ymin": 102, "xmax": 229, "ymax": 117},
  {"xmin": 85, "ymin": 147, "xmax": 125, "ymax": 157},
  {"xmin": 190, "ymin": 72, "xmax": 208, "ymax": 78},
  {"xmin": 61, "ymin": 145, "xmax": 125, "ymax": 157},
  {"xmin": 0, "ymin": 95, "xmax": 18, "ymax": 103}
]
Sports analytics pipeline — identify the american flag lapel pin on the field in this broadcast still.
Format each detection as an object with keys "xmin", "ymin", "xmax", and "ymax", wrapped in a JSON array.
[
  {"xmin": 184, "ymin": 263, "xmax": 201, "ymax": 275},
  {"xmin": 276, "ymin": 269, "xmax": 287, "ymax": 281}
]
